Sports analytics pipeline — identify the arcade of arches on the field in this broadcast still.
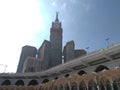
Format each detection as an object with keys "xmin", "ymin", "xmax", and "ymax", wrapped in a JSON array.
[{"xmin": 0, "ymin": 68, "xmax": 120, "ymax": 90}]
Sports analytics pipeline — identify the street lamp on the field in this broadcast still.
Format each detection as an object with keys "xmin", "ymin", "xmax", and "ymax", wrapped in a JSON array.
[
  {"xmin": 4, "ymin": 65, "xmax": 7, "ymax": 72},
  {"xmin": 105, "ymin": 38, "xmax": 110, "ymax": 47},
  {"xmin": 85, "ymin": 47, "xmax": 90, "ymax": 54}
]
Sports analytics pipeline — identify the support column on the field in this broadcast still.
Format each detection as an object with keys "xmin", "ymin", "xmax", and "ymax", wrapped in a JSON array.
[
  {"xmin": 97, "ymin": 84, "xmax": 100, "ymax": 90},
  {"xmin": 86, "ymin": 85, "xmax": 89, "ymax": 90},
  {"xmin": 63, "ymin": 87, "xmax": 65, "ymax": 90},
  {"xmin": 68, "ymin": 80, "xmax": 71, "ymax": 90},
  {"xmin": 117, "ymin": 85, "xmax": 120, "ymax": 90},
  {"xmin": 77, "ymin": 84, "xmax": 79, "ymax": 90},
  {"xmin": 111, "ymin": 83, "xmax": 114, "ymax": 90}
]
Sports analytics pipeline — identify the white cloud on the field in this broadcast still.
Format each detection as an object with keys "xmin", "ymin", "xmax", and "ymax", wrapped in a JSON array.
[
  {"xmin": 61, "ymin": 2, "xmax": 67, "ymax": 10},
  {"xmin": 52, "ymin": 0, "xmax": 56, "ymax": 7},
  {"xmin": 79, "ymin": 0, "xmax": 91, "ymax": 12},
  {"xmin": 0, "ymin": 0, "xmax": 45, "ymax": 73}
]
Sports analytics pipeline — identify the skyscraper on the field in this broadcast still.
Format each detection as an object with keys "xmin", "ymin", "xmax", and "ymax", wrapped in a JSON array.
[
  {"xmin": 17, "ymin": 45, "xmax": 37, "ymax": 72},
  {"xmin": 50, "ymin": 12, "xmax": 63, "ymax": 67}
]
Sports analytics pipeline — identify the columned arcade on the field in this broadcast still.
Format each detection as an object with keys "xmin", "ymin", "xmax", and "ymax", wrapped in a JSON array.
[{"xmin": 0, "ymin": 68, "xmax": 120, "ymax": 90}]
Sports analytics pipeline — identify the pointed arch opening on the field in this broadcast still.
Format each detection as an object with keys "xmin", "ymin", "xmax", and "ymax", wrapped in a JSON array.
[
  {"xmin": 88, "ymin": 80, "xmax": 97, "ymax": 90},
  {"xmin": 53, "ymin": 85, "xmax": 57, "ymax": 90},
  {"xmin": 42, "ymin": 79, "xmax": 49, "ymax": 84},
  {"xmin": 55, "ymin": 77, "xmax": 58, "ymax": 80},
  {"xmin": 59, "ymin": 85, "xmax": 63, "ymax": 90},
  {"xmin": 2, "ymin": 80, "xmax": 11, "ymax": 86},
  {"xmin": 99, "ymin": 78, "xmax": 111, "ymax": 90},
  {"xmin": 28, "ymin": 79, "xmax": 38, "ymax": 86},
  {"xmin": 15, "ymin": 80, "xmax": 24, "ymax": 86},
  {"xmin": 65, "ymin": 74, "xmax": 70, "ymax": 77},
  {"xmin": 71, "ymin": 82, "xmax": 77, "ymax": 90},
  {"xmin": 78, "ymin": 70, "xmax": 87, "ymax": 75},
  {"xmin": 95, "ymin": 65, "xmax": 109, "ymax": 72},
  {"xmin": 79, "ymin": 81, "xmax": 87, "ymax": 90},
  {"xmin": 113, "ymin": 77, "xmax": 120, "ymax": 90},
  {"xmin": 64, "ymin": 83, "xmax": 69, "ymax": 90}
]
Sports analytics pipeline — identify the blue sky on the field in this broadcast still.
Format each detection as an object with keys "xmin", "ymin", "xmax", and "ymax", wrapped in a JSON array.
[{"xmin": 0, "ymin": 0, "xmax": 120, "ymax": 72}]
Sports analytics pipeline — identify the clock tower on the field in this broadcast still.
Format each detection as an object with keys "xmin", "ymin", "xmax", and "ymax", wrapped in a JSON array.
[{"xmin": 50, "ymin": 12, "xmax": 63, "ymax": 67}]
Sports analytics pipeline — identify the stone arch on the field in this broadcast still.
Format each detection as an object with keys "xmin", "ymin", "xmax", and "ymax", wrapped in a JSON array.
[
  {"xmin": 53, "ymin": 85, "xmax": 57, "ymax": 90},
  {"xmin": 71, "ymin": 82, "xmax": 77, "ymax": 90},
  {"xmin": 113, "ymin": 76, "xmax": 120, "ymax": 90},
  {"xmin": 79, "ymin": 81, "xmax": 87, "ymax": 90},
  {"xmin": 99, "ymin": 77, "xmax": 111, "ymax": 90},
  {"xmin": 39, "ymin": 86, "xmax": 42, "ymax": 90},
  {"xmin": 28, "ymin": 79, "xmax": 38, "ymax": 86},
  {"xmin": 78, "ymin": 70, "xmax": 87, "ymax": 75},
  {"xmin": 64, "ymin": 83, "xmax": 69, "ymax": 90},
  {"xmin": 1, "ymin": 80, "xmax": 11, "ymax": 86},
  {"xmin": 65, "ymin": 74, "xmax": 70, "ymax": 77},
  {"xmin": 49, "ymin": 86, "xmax": 52, "ymax": 90},
  {"xmin": 88, "ymin": 80, "xmax": 97, "ymax": 90},
  {"xmin": 59, "ymin": 85, "xmax": 64, "ymax": 90},
  {"xmin": 55, "ymin": 77, "xmax": 58, "ymax": 80},
  {"xmin": 95, "ymin": 65, "xmax": 109, "ymax": 72},
  {"xmin": 42, "ymin": 79, "xmax": 49, "ymax": 83},
  {"xmin": 15, "ymin": 79, "xmax": 24, "ymax": 86}
]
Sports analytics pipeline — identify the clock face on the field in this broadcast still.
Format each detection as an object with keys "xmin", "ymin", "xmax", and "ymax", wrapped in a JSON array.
[{"xmin": 54, "ymin": 22, "xmax": 60, "ymax": 28}]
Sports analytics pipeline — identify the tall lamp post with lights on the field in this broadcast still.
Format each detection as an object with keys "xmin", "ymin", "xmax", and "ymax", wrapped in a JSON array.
[
  {"xmin": 86, "ymin": 47, "xmax": 90, "ymax": 54},
  {"xmin": 105, "ymin": 38, "xmax": 110, "ymax": 47},
  {"xmin": 0, "ymin": 64, "xmax": 7, "ymax": 73}
]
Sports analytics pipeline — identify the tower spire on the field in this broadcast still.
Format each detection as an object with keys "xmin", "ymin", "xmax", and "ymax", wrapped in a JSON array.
[{"xmin": 55, "ymin": 12, "xmax": 59, "ymax": 22}]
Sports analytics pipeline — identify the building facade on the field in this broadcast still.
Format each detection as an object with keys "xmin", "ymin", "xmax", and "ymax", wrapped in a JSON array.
[
  {"xmin": 0, "ymin": 13, "xmax": 120, "ymax": 90},
  {"xmin": 50, "ymin": 12, "xmax": 63, "ymax": 67},
  {"xmin": 17, "ymin": 45, "xmax": 37, "ymax": 72},
  {"xmin": 17, "ymin": 13, "xmax": 85, "ymax": 73},
  {"xmin": 0, "ymin": 42, "xmax": 120, "ymax": 90}
]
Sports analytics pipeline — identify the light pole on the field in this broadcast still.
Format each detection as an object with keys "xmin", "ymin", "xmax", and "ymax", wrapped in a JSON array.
[
  {"xmin": 86, "ymin": 47, "xmax": 90, "ymax": 54},
  {"xmin": 0, "ymin": 64, "xmax": 7, "ymax": 73},
  {"xmin": 4, "ymin": 65, "xmax": 7, "ymax": 73},
  {"xmin": 105, "ymin": 38, "xmax": 110, "ymax": 47}
]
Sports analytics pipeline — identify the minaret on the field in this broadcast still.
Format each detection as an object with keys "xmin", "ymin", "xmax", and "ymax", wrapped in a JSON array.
[{"xmin": 50, "ymin": 12, "xmax": 63, "ymax": 67}]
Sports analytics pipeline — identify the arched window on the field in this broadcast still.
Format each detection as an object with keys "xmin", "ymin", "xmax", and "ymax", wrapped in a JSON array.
[
  {"xmin": 65, "ymin": 74, "xmax": 70, "ymax": 77},
  {"xmin": 15, "ymin": 80, "xmax": 24, "ymax": 86},
  {"xmin": 28, "ymin": 80, "xmax": 38, "ymax": 86},
  {"xmin": 71, "ymin": 82, "xmax": 77, "ymax": 90},
  {"xmin": 95, "ymin": 65, "xmax": 109, "ymax": 72},
  {"xmin": 79, "ymin": 81, "xmax": 87, "ymax": 90},
  {"xmin": 2, "ymin": 80, "xmax": 11, "ymax": 86},
  {"xmin": 88, "ymin": 80, "xmax": 97, "ymax": 90},
  {"xmin": 42, "ymin": 79, "xmax": 49, "ymax": 83},
  {"xmin": 55, "ymin": 77, "xmax": 58, "ymax": 80},
  {"xmin": 78, "ymin": 70, "xmax": 87, "ymax": 75}
]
